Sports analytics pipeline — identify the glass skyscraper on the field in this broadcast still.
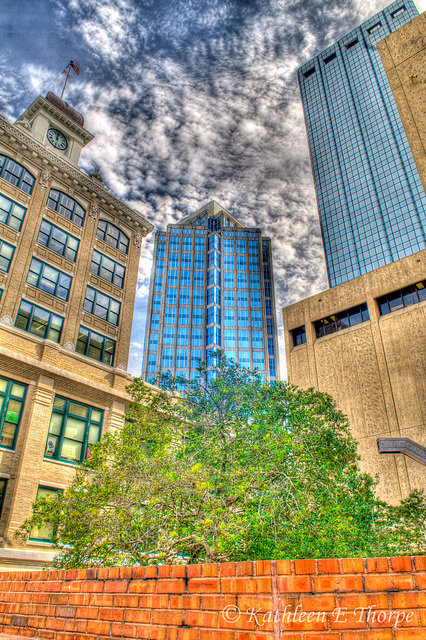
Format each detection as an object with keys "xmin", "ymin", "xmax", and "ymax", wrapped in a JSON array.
[
  {"xmin": 142, "ymin": 201, "xmax": 279, "ymax": 385},
  {"xmin": 299, "ymin": 0, "xmax": 426, "ymax": 287}
]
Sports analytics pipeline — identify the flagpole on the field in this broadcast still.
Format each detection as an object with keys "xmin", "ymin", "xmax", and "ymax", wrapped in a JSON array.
[
  {"xmin": 60, "ymin": 60, "xmax": 80, "ymax": 100},
  {"xmin": 60, "ymin": 63, "xmax": 71, "ymax": 100}
]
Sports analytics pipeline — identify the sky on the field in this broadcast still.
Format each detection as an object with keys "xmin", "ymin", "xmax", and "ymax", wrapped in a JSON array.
[{"xmin": 1, "ymin": 0, "xmax": 424, "ymax": 377}]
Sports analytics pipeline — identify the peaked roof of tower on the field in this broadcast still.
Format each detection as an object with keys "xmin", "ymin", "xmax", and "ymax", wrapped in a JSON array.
[{"xmin": 176, "ymin": 200, "xmax": 245, "ymax": 228}]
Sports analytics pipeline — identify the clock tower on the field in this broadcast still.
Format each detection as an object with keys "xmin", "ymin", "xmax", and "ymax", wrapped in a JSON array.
[{"xmin": 14, "ymin": 92, "xmax": 94, "ymax": 168}]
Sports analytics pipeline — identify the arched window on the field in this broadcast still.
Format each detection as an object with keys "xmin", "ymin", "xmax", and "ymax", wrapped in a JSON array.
[
  {"xmin": 46, "ymin": 189, "xmax": 85, "ymax": 227},
  {"xmin": 0, "ymin": 155, "xmax": 35, "ymax": 195},
  {"xmin": 96, "ymin": 220, "xmax": 129, "ymax": 254}
]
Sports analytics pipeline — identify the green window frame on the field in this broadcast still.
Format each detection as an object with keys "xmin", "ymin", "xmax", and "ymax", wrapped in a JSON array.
[
  {"xmin": 76, "ymin": 326, "xmax": 116, "ymax": 366},
  {"xmin": 45, "ymin": 396, "xmax": 103, "ymax": 465},
  {"xmin": 90, "ymin": 250, "xmax": 125, "ymax": 289},
  {"xmin": 0, "ymin": 192, "xmax": 26, "ymax": 231},
  {"xmin": 0, "ymin": 479, "xmax": 7, "ymax": 519},
  {"xmin": 46, "ymin": 189, "xmax": 85, "ymax": 227},
  {"xmin": 0, "ymin": 155, "xmax": 35, "ymax": 195},
  {"xmin": 26, "ymin": 258, "xmax": 72, "ymax": 301},
  {"xmin": 0, "ymin": 376, "xmax": 27, "ymax": 450},
  {"xmin": 96, "ymin": 220, "xmax": 129, "ymax": 254},
  {"xmin": 37, "ymin": 219, "xmax": 80, "ymax": 262},
  {"xmin": 0, "ymin": 241, "xmax": 14, "ymax": 273},
  {"xmin": 29, "ymin": 486, "xmax": 62, "ymax": 542},
  {"xmin": 15, "ymin": 300, "xmax": 63, "ymax": 343},
  {"xmin": 83, "ymin": 286, "xmax": 121, "ymax": 326}
]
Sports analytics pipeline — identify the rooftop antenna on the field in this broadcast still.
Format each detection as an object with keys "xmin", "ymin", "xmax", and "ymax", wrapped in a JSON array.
[{"xmin": 60, "ymin": 60, "xmax": 81, "ymax": 100}]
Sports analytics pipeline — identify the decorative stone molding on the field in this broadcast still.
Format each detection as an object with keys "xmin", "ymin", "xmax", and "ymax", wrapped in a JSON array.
[
  {"xmin": 89, "ymin": 203, "xmax": 99, "ymax": 223},
  {"xmin": 39, "ymin": 171, "xmax": 51, "ymax": 189},
  {"xmin": 34, "ymin": 387, "xmax": 54, "ymax": 406},
  {"xmin": 62, "ymin": 342, "xmax": 75, "ymax": 351},
  {"xmin": 116, "ymin": 364, "xmax": 127, "ymax": 371},
  {"xmin": 0, "ymin": 316, "xmax": 13, "ymax": 326},
  {"xmin": 133, "ymin": 232, "xmax": 142, "ymax": 248}
]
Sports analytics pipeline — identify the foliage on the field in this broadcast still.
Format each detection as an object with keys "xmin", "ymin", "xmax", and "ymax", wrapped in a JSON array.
[{"xmin": 18, "ymin": 353, "xmax": 426, "ymax": 567}]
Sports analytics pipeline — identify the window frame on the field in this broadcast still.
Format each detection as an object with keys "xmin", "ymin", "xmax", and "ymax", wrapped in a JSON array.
[
  {"xmin": 0, "ymin": 192, "xmax": 27, "ymax": 231},
  {"xmin": 26, "ymin": 258, "xmax": 72, "ymax": 301},
  {"xmin": 46, "ymin": 189, "xmax": 86, "ymax": 227},
  {"xmin": 76, "ymin": 326, "xmax": 116, "ymax": 366},
  {"xmin": 96, "ymin": 220, "xmax": 129, "ymax": 254},
  {"xmin": 83, "ymin": 286, "xmax": 121, "ymax": 326},
  {"xmin": 0, "ymin": 155, "xmax": 35, "ymax": 195},
  {"xmin": 90, "ymin": 249, "xmax": 126, "ymax": 289},
  {"xmin": 0, "ymin": 376, "xmax": 28, "ymax": 451},
  {"xmin": 0, "ymin": 240, "xmax": 15, "ymax": 273},
  {"xmin": 15, "ymin": 299, "xmax": 64, "ymax": 343},
  {"xmin": 37, "ymin": 219, "xmax": 80, "ymax": 262}
]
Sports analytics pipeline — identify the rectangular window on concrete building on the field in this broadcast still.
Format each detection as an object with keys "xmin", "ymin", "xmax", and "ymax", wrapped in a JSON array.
[
  {"xmin": 315, "ymin": 303, "xmax": 369, "ymax": 338},
  {"xmin": 37, "ymin": 219, "xmax": 79, "ymax": 262},
  {"xmin": 15, "ymin": 300, "xmax": 63, "ymax": 343},
  {"xmin": 90, "ymin": 250, "xmax": 125, "ymax": 289},
  {"xmin": 292, "ymin": 326, "xmax": 307, "ymax": 347},
  {"xmin": 378, "ymin": 281, "xmax": 426, "ymax": 315},
  {"xmin": 29, "ymin": 486, "xmax": 61, "ymax": 542},
  {"xmin": 44, "ymin": 396, "xmax": 103, "ymax": 465},
  {"xmin": 83, "ymin": 287, "xmax": 121, "ymax": 326},
  {"xmin": 26, "ymin": 258, "xmax": 71, "ymax": 301},
  {"xmin": 76, "ymin": 326, "xmax": 116, "ymax": 366},
  {"xmin": 0, "ymin": 376, "xmax": 27, "ymax": 450}
]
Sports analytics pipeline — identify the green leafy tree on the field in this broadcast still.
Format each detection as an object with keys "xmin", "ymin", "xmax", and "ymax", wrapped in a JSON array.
[{"xmin": 18, "ymin": 353, "xmax": 426, "ymax": 567}]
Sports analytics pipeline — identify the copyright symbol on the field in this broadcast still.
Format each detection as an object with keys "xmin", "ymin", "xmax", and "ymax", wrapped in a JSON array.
[{"xmin": 222, "ymin": 605, "xmax": 241, "ymax": 623}]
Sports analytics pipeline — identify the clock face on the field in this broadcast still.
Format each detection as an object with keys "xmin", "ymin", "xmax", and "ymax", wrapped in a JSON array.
[{"xmin": 47, "ymin": 128, "xmax": 68, "ymax": 150}]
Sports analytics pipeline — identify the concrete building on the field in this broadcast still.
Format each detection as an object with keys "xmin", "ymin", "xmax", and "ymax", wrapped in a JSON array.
[
  {"xmin": 298, "ymin": 0, "xmax": 426, "ymax": 287},
  {"xmin": 142, "ymin": 201, "xmax": 279, "ymax": 384},
  {"xmin": 0, "ymin": 93, "xmax": 154, "ymax": 568},
  {"xmin": 284, "ymin": 10, "xmax": 426, "ymax": 504}
]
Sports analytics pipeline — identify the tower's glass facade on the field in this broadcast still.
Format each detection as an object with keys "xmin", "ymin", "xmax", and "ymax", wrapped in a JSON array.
[
  {"xmin": 142, "ymin": 202, "xmax": 279, "ymax": 386},
  {"xmin": 299, "ymin": 0, "xmax": 426, "ymax": 287}
]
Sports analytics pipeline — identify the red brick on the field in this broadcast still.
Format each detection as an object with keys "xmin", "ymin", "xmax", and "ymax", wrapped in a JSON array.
[
  {"xmin": 37, "ymin": 604, "xmax": 56, "ymax": 616},
  {"xmin": 170, "ymin": 595, "xmax": 201, "ymax": 609},
  {"xmin": 125, "ymin": 608, "xmax": 153, "ymax": 624},
  {"xmin": 158, "ymin": 566, "xmax": 172, "ymax": 578},
  {"xmin": 255, "ymin": 561, "xmax": 271, "ymax": 576},
  {"xmin": 294, "ymin": 559, "xmax": 316, "ymax": 575},
  {"xmin": 394, "ymin": 632, "xmax": 426, "ymax": 639},
  {"xmin": 201, "ymin": 595, "xmax": 237, "ymax": 611},
  {"xmin": 318, "ymin": 559, "xmax": 340, "ymax": 574},
  {"xmin": 145, "ymin": 566, "xmax": 157, "ymax": 579},
  {"xmin": 391, "ymin": 557, "xmax": 413, "ymax": 572},
  {"xmin": 369, "ymin": 609, "xmax": 417, "ymax": 628},
  {"xmin": 46, "ymin": 618, "xmax": 66, "ymax": 631},
  {"xmin": 129, "ymin": 580, "xmax": 148, "ymax": 593},
  {"xmin": 187, "ymin": 565, "xmax": 203, "ymax": 578},
  {"xmin": 139, "ymin": 595, "xmax": 169, "ymax": 609},
  {"xmin": 301, "ymin": 595, "xmax": 336, "ymax": 611},
  {"xmin": 256, "ymin": 578, "xmax": 272, "ymax": 593},
  {"xmin": 55, "ymin": 605, "xmax": 77, "ymax": 617},
  {"xmin": 237, "ymin": 634, "xmax": 275, "ymax": 640},
  {"xmin": 220, "ymin": 612, "xmax": 257, "ymax": 631},
  {"xmin": 391, "ymin": 592, "xmax": 426, "ymax": 609},
  {"xmin": 367, "ymin": 558, "xmax": 389, "ymax": 573},
  {"xmin": 104, "ymin": 580, "xmax": 128, "ymax": 593},
  {"xmin": 51, "ymin": 594, "xmax": 69, "ymax": 605},
  {"xmin": 413, "ymin": 557, "xmax": 426, "ymax": 571},
  {"xmin": 150, "ymin": 627, "xmax": 167, "ymax": 640},
  {"xmin": 200, "ymin": 630, "xmax": 235, "ymax": 640},
  {"xmin": 177, "ymin": 630, "xmax": 199, "ymax": 640},
  {"xmin": 186, "ymin": 611, "xmax": 218, "ymax": 627},
  {"xmin": 68, "ymin": 594, "xmax": 90, "ymax": 606},
  {"xmin": 341, "ymin": 633, "xmax": 392, "ymax": 640},
  {"xmin": 64, "ymin": 619, "xmax": 87, "ymax": 633},
  {"xmin": 132, "ymin": 566, "xmax": 145, "ymax": 579},
  {"xmin": 113, "ymin": 594, "xmax": 139, "ymax": 607},
  {"xmin": 61, "ymin": 581, "xmax": 81, "ymax": 593},
  {"xmin": 87, "ymin": 620, "xmax": 111, "ymax": 635},
  {"xmin": 172, "ymin": 566, "xmax": 187, "ymax": 578},
  {"xmin": 236, "ymin": 562, "xmax": 254, "ymax": 577},
  {"xmin": 237, "ymin": 596, "xmax": 273, "ymax": 612},
  {"xmin": 314, "ymin": 576, "xmax": 363, "ymax": 592},
  {"xmin": 415, "ymin": 574, "xmax": 426, "ymax": 589},
  {"xmin": 339, "ymin": 594, "xmax": 389, "ymax": 610},
  {"xmin": 111, "ymin": 622, "xmax": 138, "ymax": 637},
  {"xmin": 76, "ymin": 606, "xmax": 99, "ymax": 619},
  {"xmin": 220, "ymin": 563, "xmax": 236, "ymax": 577},
  {"xmin": 330, "ymin": 609, "xmax": 367, "ymax": 630},
  {"xmin": 275, "ymin": 560, "xmax": 291, "ymax": 575},
  {"xmin": 203, "ymin": 564, "xmax": 219, "ymax": 578},
  {"xmin": 81, "ymin": 580, "xmax": 103, "ymax": 593},
  {"xmin": 156, "ymin": 579, "xmax": 185, "ymax": 593},
  {"xmin": 90, "ymin": 593, "xmax": 114, "ymax": 607},
  {"xmin": 342, "ymin": 559, "xmax": 365, "ymax": 574},
  {"xmin": 120, "ymin": 567, "xmax": 133, "ymax": 580},
  {"xmin": 221, "ymin": 579, "xmax": 257, "ymax": 594},
  {"xmin": 152, "ymin": 609, "xmax": 183, "ymax": 625},
  {"xmin": 43, "ymin": 581, "xmax": 62, "ymax": 592},
  {"xmin": 99, "ymin": 607, "xmax": 124, "ymax": 622},
  {"xmin": 365, "ymin": 575, "xmax": 414, "ymax": 592},
  {"xmin": 189, "ymin": 578, "xmax": 220, "ymax": 593},
  {"xmin": 277, "ymin": 576, "xmax": 311, "ymax": 593}
]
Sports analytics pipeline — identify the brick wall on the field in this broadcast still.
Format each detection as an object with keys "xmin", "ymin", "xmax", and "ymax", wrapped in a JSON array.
[{"xmin": 0, "ymin": 557, "xmax": 425, "ymax": 639}]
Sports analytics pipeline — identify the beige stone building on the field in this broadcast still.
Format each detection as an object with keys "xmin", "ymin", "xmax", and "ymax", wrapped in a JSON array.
[
  {"xmin": 283, "ymin": 12, "xmax": 426, "ymax": 505},
  {"xmin": 0, "ymin": 93, "xmax": 154, "ymax": 568}
]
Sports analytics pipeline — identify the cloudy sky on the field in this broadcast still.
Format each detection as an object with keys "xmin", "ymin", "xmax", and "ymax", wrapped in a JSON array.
[{"xmin": 1, "ymin": 0, "xmax": 424, "ymax": 376}]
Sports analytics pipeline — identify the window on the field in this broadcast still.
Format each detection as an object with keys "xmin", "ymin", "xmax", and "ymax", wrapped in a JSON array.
[
  {"xmin": 225, "ymin": 350, "xmax": 235, "ymax": 361},
  {"xmin": 149, "ymin": 334, "xmax": 158, "ymax": 351},
  {"xmin": 163, "ymin": 327, "xmax": 175, "ymax": 345},
  {"xmin": 193, "ymin": 309, "xmax": 203, "ymax": 325},
  {"xmin": 83, "ymin": 287, "xmax": 121, "ymax": 326},
  {"xmin": 207, "ymin": 286, "xmax": 220, "ymax": 305},
  {"xmin": 253, "ymin": 353, "xmax": 264, "ymax": 370},
  {"xmin": 207, "ymin": 326, "xmax": 221, "ymax": 346},
  {"xmin": 178, "ymin": 308, "xmax": 190, "ymax": 325},
  {"xmin": 250, "ymin": 273, "xmax": 260, "ymax": 289},
  {"xmin": 237, "ymin": 256, "xmax": 247, "ymax": 271},
  {"xmin": 76, "ymin": 326, "xmax": 116, "ymax": 366},
  {"xmin": 208, "ymin": 251, "xmax": 221, "ymax": 269},
  {"xmin": 224, "ymin": 238, "xmax": 234, "ymax": 253},
  {"xmin": 147, "ymin": 353, "xmax": 157, "ymax": 372},
  {"xmin": 238, "ymin": 331, "xmax": 249, "ymax": 348},
  {"xmin": 182, "ymin": 237, "xmax": 192, "ymax": 250},
  {"xmin": 193, "ymin": 289, "xmax": 203, "ymax": 305},
  {"xmin": 156, "ymin": 259, "xmax": 164, "ymax": 275},
  {"xmin": 264, "ymin": 282, "xmax": 271, "ymax": 297},
  {"xmin": 0, "ymin": 155, "xmax": 35, "ymax": 195},
  {"xmin": 224, "ymin": 255, "xmax": 234, "ymax": 270},
  {"xmin": 251, "ymin": 310, "xmax": 262, "ymax": 327},
  {"xmin": 237, "ymin": 273, "xmax": 247, "ymax": 289},
  {"xmin": 345, "ymin": 38, "xmax": 359, "ymax": 49},
  {"xmin": 96, "ymin": 220, "xmax": 129, "ymax": 254},
  {"xmin": 182, "ymin": 253, "xmax": 192, "ymax": 268},
  {"xmin": 391, "ymin": 5, "xmax": 406, "ymax": 18},
  {"xmin": 168, "ymin": 269, "xmax": 178, "ymax": 285},
  {"xmin": 45, "ymin": 396, "xmax": 103, "ymax": 464},
  {"xmin": 268, "ymin": 337, "xmax": 275, "ymax": 355},
  {"xmin": 249, "ymin": 257, "xmax": 259, "ymax": 271},
  {"xmin": 176, "ymin": 349, "xmax": 188, "ymax": 368},
  {"xmin": 224, "ymin": 290, "xmax": 234, "ymax": 306},
  {"xmin": 269, "ymin": 359, "xmax": 276, "ymax": 377},
  {"xmin": 248, "ymin": 240, "xmax": 258, "ymax": 254},
  {"xmin": 323, "ymin": 52, "xmax": 337, "ymax": 64},
  {"xmin": 238, "ymin": 292, "xmax": 248, "ymax": 307},
  {"xmin": 250, "ymin": 291, "xmax": 261, "ymax": 307},
  {"xmin": 157, "ymin": 242, "xmax": 165, "ymax": 258},
  {"xmin": 0, "ymin": 376, "xmax": 27, "ymax": 449},
  {"xmin": 224, "ymin": 330, "xmax": 235, "ymax": 347},
  {"xmin": 151, "ymin": 313, "xmax": 160, "ymax": 329},
  {"xmin": 193, "ymin": 271, "xmax": 204, "ymax": 287},
  {"xmin": 195, "ymin": 238, "xmax": 205, "ymax": 251},
  {"xmin": 207, "ymin": 306, "xmax": 221, "ymax": 325},
  {"xmin": 152, "ymin": 294, "xmax": 161, "ymax": 311},
  {"xmin": 292, "ymin": 326, "xmax": 306, "ymax": 347},
  {"xmin": 238, "ymin": 310, "xmax": 248, "ymax": 327},
  {"xmin": 37, "ymin": 219, "xmax": 79, "ymax": 262},
  {"xmin": 178, "ymin": 328, "xmax": 189, "ymax": 346},
  {"xmin": 192, "ymin": 328, "xmax": 203, "ymax": 346},
  {"xmin": 162, "ymin": 348, "xmax": 174, "ymax": 368},
  {"xmin": 208, "ymin": 235, "xmax": 220, "ymax": 251},
  {"xmin": 252, "ymin": 331, "xmax": 263, "ymax": 348},
  {"xmin": 46, "ymin": 190, "xmax": 85, "ymax": 227},
  {"xmin": 154, "ymin": 276, "xmax": 163, "ymax": 292},
  {"xmin": 315, "ymin": 303, "xmax": 370, "ymax": 338},
  {"xmin": 166, "ymin": 288, "xmax": 177, "ymax": 304},
  {"xmin": 30, "ymin": 486, "xmax": 61, "ymax": 541},
  {"xmin": 179, "ymin": 289, "xmax": 190, "ymax": 305},
  {"xmin": 26, "ymin": 258, "xmax": 72, "ymax": 301},
  {"xmin": 208, "ymin": 268, "xmax": 221, "ymax": 287},
  {"xmin": 265, "ymin": 300, "xmax": 272, "ymax": 316},
  {"xmin": 170, "ymin": 237, "xmax": 180, "ymax": 249},
  {"xmin": 239, "ymin": 351, "xmax": 250, "ymax": 368},
  {"xmin": 0, "ymin": 479, "xmax": 7, "ymax": 518},
  {"xmin": 367, "ymin": 22, "xmax": 382, "ymax": 34},
  {"xmin": 90, "ymin": 250, "xmax": 125, "ymax": 288},
  {"xmin": 191, "ymin": 349, "xmax": 202, "ymax": 367},
  {"xmin": 0, "ymin": 193, "xmax": 26, "ymax": 230},
  {"xmin": 15, "ymin": 300, "xmax": 63, "ymax": 342},
  {"xmin": 224, "ymin": 273, "xmax": 234, "ymax": 288},
  {"xmin": 181, "ymin": 270, "xmax": 191, "ymax": 286},
  {"xmin": 194, "ymin": 253, "xmax": 204, "ymax": 269},
  {"xmin": 165, "ymin": 306, "xmax": 176, "ymax": 324},
  {"xmin": 266, "ymin": 318, "xmax": 274, "ymax": 335},
  {"xmin": 378, "ymin": 281, "xmax": 426, "ymax": 315},
  {"xmin": 303, "ymin": 67, "xmax": 315, "ymax": 78},
  {"xmin": 169, "ymin": 252, "xmax": 179, "ymax": 267},
  {"xmin": 236, "ymin": 232, "xmax": 245, "ymax": 238},
  {"xmin": 0, "ymin": 241, "xmax": 14, "ymax": 273},
  {"xmin": 171, "ymin": 229, "xmax": 180, "ymax": 235}
]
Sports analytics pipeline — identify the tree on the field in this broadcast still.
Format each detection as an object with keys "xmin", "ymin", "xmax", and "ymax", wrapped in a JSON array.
[{"xmin": 18, "ymin": 353, "xmax": 426, "ymax": 567}]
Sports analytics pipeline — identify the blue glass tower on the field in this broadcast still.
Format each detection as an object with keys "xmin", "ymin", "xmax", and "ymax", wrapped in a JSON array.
[{"xmin": 298, "ymin": 0, "xmax": 426, "ymax": 287}]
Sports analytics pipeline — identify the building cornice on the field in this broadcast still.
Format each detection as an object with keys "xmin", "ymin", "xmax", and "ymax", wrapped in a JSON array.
[{"xmin": 0, "ymin": 114, "xmax": 155, "ymax": 237}]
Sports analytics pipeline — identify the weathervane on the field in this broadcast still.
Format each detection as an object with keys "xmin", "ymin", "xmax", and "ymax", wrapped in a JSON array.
[{"xmin": 60, "ymin": 60, "xmax": 81, "ymax": 100}]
